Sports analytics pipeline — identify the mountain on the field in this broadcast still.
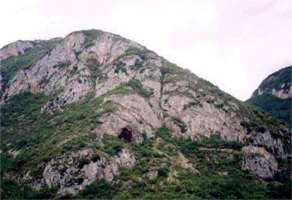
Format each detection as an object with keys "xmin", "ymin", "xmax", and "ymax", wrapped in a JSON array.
[
  {"xmin": 0, "ymin": 29, "xmax": 291, "ymax": 199},
  {"xmin": 247, "ymin": 66, "xmax": 291, "ymax": 126}
]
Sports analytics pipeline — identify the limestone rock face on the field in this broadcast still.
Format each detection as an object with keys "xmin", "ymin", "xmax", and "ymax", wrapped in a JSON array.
[
  {"xmin": 1, "ymin": 29, "xmax": 291, "ymax": 197},
  {"xmin": 97, "ymin": 94, "xmax": 162, "ymax": 142},
  {"xmin": 271, "ymin": 86, "xmax": 292, "ymax": 99},
  {"xmin": 249, "ymin": 131, "xmax": 285, "ymax": 159},
  {"xmin": 40, "ymin": 148, "xmax": 135, "ymax": 196},
  {"xmin": 0, "ymin": 40, "xmax": 34, "ymax": 60},
  {"xmin": 242, "ymin": 146, "xmax": 278, "ymax": 179},
  {"xmin": 115, "ymin": 148, "xmax": 136, "ymax": 168},
  {"xmin": 162, "ymin": 94, "xmax": 246, "ymax": 142}
]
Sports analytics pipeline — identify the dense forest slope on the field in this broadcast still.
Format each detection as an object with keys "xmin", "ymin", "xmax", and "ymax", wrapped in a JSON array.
[{"xmin": 247, "ymin": 66, "xmax": 291, "ymax": 126}]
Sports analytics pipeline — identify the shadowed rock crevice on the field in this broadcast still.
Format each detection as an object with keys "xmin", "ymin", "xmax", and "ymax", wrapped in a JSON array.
[{"xmin": 118, "ymin": 127, "xmax": 133, "ymax": 143}]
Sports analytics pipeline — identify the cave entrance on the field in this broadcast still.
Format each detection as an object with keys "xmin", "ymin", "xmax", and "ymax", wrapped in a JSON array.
[{"xmin": 119, "ymin": 127, "xmax": 133, "ymax": 143}]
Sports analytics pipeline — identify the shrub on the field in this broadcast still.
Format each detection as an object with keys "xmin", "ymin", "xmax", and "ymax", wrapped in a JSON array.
[
  {"xmin": 1, "ymin": 179, "xmax": 56, "ymax": 199},
  {"xmin": 127, "ymin": 79, "xmax": 153, "ymax": 98},
  {"xmin": 86, "ymin": 57, "xmax": 103, "ymax": 81},
  {"xmin": 198, "ymin": 135, "xmax": 242, "ymax": 149},
  {"xmin": 155, "ymin": 126, "xmax": 171, "ymax": 141},
  {"xmin": 102, "ymin": 135, "xmax": 125, "ymax": 156},
  {"xmin": 114, "ymin": 61, "xmax": 127, "ymax": 74},
  {"xmin": 172, "ymin": 117, "xmax": 187, "ymax": 133},
  {"xmin": 52, "ymin": 60, "xmax": 71, "ymax": 69},
  {"xmin": 77, "ymin": 179, "xmax": 120, "ymax": 199},
  {"xmin": 82, "ymin": 30, "xmax": 100, "ymax": 48},
  {"xmin": 158, "ymin": 167, "xmax": 169, "ymax": 177}
]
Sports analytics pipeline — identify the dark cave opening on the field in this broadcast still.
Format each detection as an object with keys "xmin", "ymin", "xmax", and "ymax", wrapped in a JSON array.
[{"xmin": 118, "ymin": 127, "xmax": 133, "ymax": 143}]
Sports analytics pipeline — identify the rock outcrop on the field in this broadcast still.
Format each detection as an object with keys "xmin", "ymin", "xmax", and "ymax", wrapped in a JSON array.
[
  {"xmin": 39, "ymin": 148, "xmax": 135, "ymax": 196},
  {"xmin": 242, "ymin": 146, "xmax": 278, "ymax": 179},
  {"xmin": 0, "ymin": 40, "xmax": 34, "ymax": 60}
]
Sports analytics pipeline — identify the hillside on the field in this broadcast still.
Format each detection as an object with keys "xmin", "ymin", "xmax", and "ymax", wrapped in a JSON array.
[
  {"xmin": 247, "ymin": 66, "xmax": 291, "ymax": 126},
  {"xmin": 0, "ymin": 29, "xmax": 291, "ymax": 199}
]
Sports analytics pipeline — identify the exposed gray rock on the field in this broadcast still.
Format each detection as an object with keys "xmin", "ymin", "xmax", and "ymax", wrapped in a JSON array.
[
  {"xmin": 2, "ymin": 32, "xmax": 87, "ymax": 105},
  {"xmin": 40, "ymin": 148, "xmax": 135, "ymax": 196},
  {"xmin": 0, "ymin": 40, "xmax": 33, "ymax": 60},
  {"xmin": 97, "ymin": 94, "xmax": 162, "ymax": 143},
  {"xmin": 162, "ymin": 93, "xmax": 246, "ymax": 142},
  {"xmin": 115, "ymin": 148, "xmax": 136, "ymax": 167},
  {"xmin": 272, "ymin": 86, "xmax": 292, "ymax": 99},
  {"xmin": 143, "ymin": 170, "xmax": 158, "ymax": 180},
  {"xmin": 242, "ymin": 146, "xmax": 278, "ymax": 179},
  {"xmin": 1, "ymin": 30, "xmax": 148, "ymax": 111},
  {"xmin": 249, "ymin": 131, "xmax": 285, "ymax": 159}
]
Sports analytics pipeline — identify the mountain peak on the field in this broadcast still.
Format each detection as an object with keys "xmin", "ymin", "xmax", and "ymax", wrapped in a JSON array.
[{"xmin": 1, "ymin": 29, "xmax": 291, "ymax": 199}]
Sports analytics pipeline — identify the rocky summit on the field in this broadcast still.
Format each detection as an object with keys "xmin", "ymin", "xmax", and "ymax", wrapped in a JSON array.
[{"xmin": 0, "ymin": 29, "xmax": 291, "ymax": 199}]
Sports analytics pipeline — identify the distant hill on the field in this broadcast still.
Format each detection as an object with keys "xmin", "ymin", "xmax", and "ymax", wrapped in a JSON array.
[{"xmin": 247, "ymin": 66, "xmax": 291, "ymax": 126}]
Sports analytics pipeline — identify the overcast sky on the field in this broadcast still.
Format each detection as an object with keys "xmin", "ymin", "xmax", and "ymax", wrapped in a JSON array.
[{"xmin": 0, "ymin": 0, "xmax": 291, "ymax": 100}]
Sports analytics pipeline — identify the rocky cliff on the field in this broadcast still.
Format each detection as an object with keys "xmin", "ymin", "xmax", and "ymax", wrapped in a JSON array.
[
  {"xmin": 247, "ymin": 66, "xmax": 291, "ymax": 125},
  {"xmin": 0, "ymin": 29, "xmax": 291, "ymax": 199}
]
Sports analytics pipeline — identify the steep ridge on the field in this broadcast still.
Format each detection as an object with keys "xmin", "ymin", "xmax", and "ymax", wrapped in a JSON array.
[
  {"xmin": 247, "ymin": 66, "xmax": 291, "ymax": 125},
  {"xmin": 0, "ymin": 29, "xmax": 291, "ymax": 199}
]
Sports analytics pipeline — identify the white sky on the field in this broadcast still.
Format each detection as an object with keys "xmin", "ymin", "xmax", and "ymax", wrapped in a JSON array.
[{"xmin": 0, "ymin": 0, "xmax": 291, "ymax": 100}]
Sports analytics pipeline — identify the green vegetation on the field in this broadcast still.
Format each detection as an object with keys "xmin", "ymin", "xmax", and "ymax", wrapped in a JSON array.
[
  {"xmin": 1, "ymin": 31, "xmax": 290, "ymax": 200},
  {"xmin": 74, "ymin": 125, "xmax": 289, "ymax": 199},
  {"xmin": 1, "ymin": 67, "xmax": 290, "ymax": 200},
  {"xmin": 172, "ymin": 117, "xmax": 188, "ymax": 133},
  {"xmin": 102, "ymin": 135, "xmax": 126, "ymax": 156},
  {"xmin": 155, "ymin": 126, "xmax": 242, "ymax": 150},
  {"xmin": 39, "ymin": 74, "xmax": 52, "ymax": 86},
  {"xmin": 196, "ymin": 77, "xmax": 235, "ymax": 105},
  {"xmin": 106, "ymin": 79, "xmax": 153, "ymax": 98},
  {"xmin": 247, "ymin": 66, "xmax": 291, "ymax": 127},
  {"xmin": 123, "ymin": 47, "xmax": 152, "ymax": 62},
  {"xmin": 155, "ymin": 126, "xmax": 171, "ymax": 141},
  {"xmin": 76, "ymin": 180, "xmax": 120, "ymax": 199},
  {"xmin": 86, "ymin": 57, "xmax": 103, "ymax": 82},
  {"xmin": 1, "ymin": 93, "xmax": 290, "ymax": 199},
  {"xmin": 256, "ymin": 66, "xmax": 291, "ymax": 92},
  {"xmin": 0, "ymin": 40, "xmax": 60, "ymax": 91},
  {"xmin": 82, "ymin": 29, "xmax": 100, "ymax": 48},
  {"xmin": 114, "ymin": 61, "xmax": 127, "ymax": 74},
  {"xmin": 160, "ymin": 62, "xmax": 177, "ymax": 78},
  {"xmin": 127, "ymin": 79, "xmax": 153, "ymax": 98},
  {"xmin": 0, "ymin": 92, "xmax": 115, "ymax": 176},
  {"xmin": 247, "ymin": 93, "xmax": 291, "ymax": 126},
  {"xmin": 107, "ymin": 83, "xmax": 132, "ymax": 96},
  {"xmin": 52, "ymin": 60, "xmax": 71, "ymax": 69},
  {"xmin": 158, "ymin": 62, "xmax": 180, "ymax": 106},
  {"xmin": 196, "ymin": 135, "xmax": 243, "ymax": 149},
  {"xmin": 244, "ymin": 104, "xmax": 291, "ymax": 154},
  {"xmin": 1, "ymin": 179, "xmax": 56, "ymax": 200}
]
